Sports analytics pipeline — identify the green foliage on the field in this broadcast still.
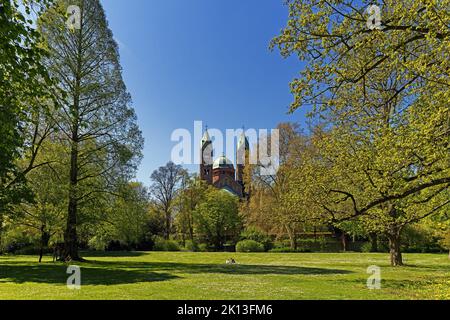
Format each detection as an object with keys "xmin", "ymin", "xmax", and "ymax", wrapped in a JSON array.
[
  {"xmin": 240, "ymin": 227, "xmax": 273, "ymax": 251},
  {"xmin": 401, "ymin": 225, "xmax": 445, "ymax": 253},
  {"xmin": 194, "ymin": 188, "xmax": 242, "ymax": 250},
  {"xmin": 197, "ymin": 243, "xmax": 209, "ymax": 252},
  {"xmin": 236, "ymin": 240, "xmax": 265, "ymax": 253},
  {"xmin": 184, "ymin": 240, "xmax": 199, "ymax": 252},
  {"xmin": 271, "ymin": 237, "xmax": 329, "ymax": 253},
  {"xmin": 360, "ymin": 242, "xmax": 375, "ymax": 253},
  {"xmin": 0, "ymin": 0, "xmax": 53, "ymax": 213},
  {"xmin": 174, "ymin": 176, "xmax": 208, "ymax": 243},
  {"xmin": 152, "ymin": 236, "xmax": 180, "ymax": 252},
  {"xmin": 272, "ymin": 0, "xmax": 450, "ymax": 266},
  {"xmin": 268, "ymin": 247, "xmax": 297, "ymax": 253},
  {"xmin": 103, "ymin": 182, "xmax": 149, "ymax": 247},
  {"xmin": 37, "ymin": 0, "xmax": 143, "ymax": 259},
  {"xmin": 87, "ymin": 236, "xmax": 108, "ymax": 251}
]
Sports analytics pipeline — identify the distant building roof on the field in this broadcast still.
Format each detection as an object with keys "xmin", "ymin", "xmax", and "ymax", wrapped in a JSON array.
[{"xmin": 213, "ymin": 154, "xmax": 234, "ymax": 169}]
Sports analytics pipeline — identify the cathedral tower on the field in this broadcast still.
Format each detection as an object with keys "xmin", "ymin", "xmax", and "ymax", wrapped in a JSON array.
[
  {"xmin": 236, "ymin": 132, "xmax": 249, "ymax": 186},
  {"xmin": 200, "ymin": 129, "xmax": 213, "ymax": 184}
]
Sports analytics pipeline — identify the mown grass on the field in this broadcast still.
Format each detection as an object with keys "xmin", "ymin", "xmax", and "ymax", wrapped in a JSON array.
[{"xmin": 0, "ymin": 251, "xmax": 449, "ymax": 300}]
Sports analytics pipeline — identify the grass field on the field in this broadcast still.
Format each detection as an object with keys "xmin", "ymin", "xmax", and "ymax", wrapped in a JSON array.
[{"xmin": 0, "ymin": 251, "xmax": 449, "ymax": 300}]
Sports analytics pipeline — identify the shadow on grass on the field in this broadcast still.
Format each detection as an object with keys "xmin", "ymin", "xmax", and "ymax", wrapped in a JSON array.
[
  {"xmin": 88, "ymin": 260, "xmax": 353, "ymax": 276},
  {"xmin": 0, "ymin": 263, "xmax": 178, "ymax": 285},
  {"xmin": 80, "ymin": 250, "xmax": 148, "ymax": 258}
]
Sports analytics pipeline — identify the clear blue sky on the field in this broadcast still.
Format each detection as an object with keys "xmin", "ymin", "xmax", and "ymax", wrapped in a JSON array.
[{"xmin": 101, "ymin": 0, "xmax": 307, "ymax": 187}]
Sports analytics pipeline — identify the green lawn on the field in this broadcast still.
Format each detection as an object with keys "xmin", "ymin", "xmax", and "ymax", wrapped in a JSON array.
[{"xmin": 0, "ymin": 251, "xmax": 449, "ymax": 300}]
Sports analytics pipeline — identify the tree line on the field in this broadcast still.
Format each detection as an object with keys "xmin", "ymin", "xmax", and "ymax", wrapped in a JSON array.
[
  {"xmin": 0, "ymin": 0, "xmax": 143, "ymax": 261},
  {"xmin": 0, "ymin": 0, "xmax": 449, "ymax": 267}
]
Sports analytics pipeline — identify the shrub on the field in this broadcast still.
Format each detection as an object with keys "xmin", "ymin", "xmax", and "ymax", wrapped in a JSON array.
[
  {"xmin": 268, "ymin": 247, "xmax": 297, "ymax": 253},
  {"xmin": 88, "ymin": 236, "xmax": 108, "ymax": 251},
  {"xmin": 153, "ymin": 236, "xmax": 180, "ymax": 251},
  {"xmin": 198, "ymin": 243, "xmax": 209, "ymax": 252},
  {"xmin": 240, "ymin": 227, "xmax": 273, "ymax": 251},
  {"xmin": 361, "ymin": 242, "xmax": 373, "ymax": 253},
  {"xmin": 184, "ymin": 240, "xmax": 199, "ymax": 252},
  {"xmin": 236, "ymin": 240, "xmax": 265, "ymax": 252},
  {"xmin": 166, "ymin": 240, "xmax": 181, "ymax": 251}
]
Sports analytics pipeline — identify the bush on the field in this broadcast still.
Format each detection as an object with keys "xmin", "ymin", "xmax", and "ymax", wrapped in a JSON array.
[
  {"xmin": 167, "ymin": 240, "xmax": 181, "ymax": 251},
  {"xmin": 401, "ymin": 225, "xmax": 445, "ymax": 253},
  {"xmin": 1, "ymin": 229, "xmax": 34, "ymax": 254},
  {"xmin": 153, "ymin": 236, "xmax": 180, "ymax": 251},
  {"xmin": 88, "ymin": 236, "xmax": 108, "ymax": 251},
  {"xmin": 184, "ymin": 240, "xmax": 199, "ymax": 252},
  {"xmin": 361, "ymin": 242, "xmax": 373, "ymax": 253},
  {"xmin": 198, "ymin": 243, "xmax": 209, "ymax": 252},
  {"xmin": 240, "ymin": 227, "xmax": 273, "ymax": 251},
  {"xmin": 269, "ymin": 247, "xmax": 295, "ymax": 253},
  {"xmin": 236, "ymin": 240, "xmax": 265, "ymax": 252}
]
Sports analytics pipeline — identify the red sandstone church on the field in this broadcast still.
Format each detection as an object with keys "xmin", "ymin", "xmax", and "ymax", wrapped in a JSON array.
[{"xmin": 199, "ymin": 129, "xmax": 249, "ymax": 198}]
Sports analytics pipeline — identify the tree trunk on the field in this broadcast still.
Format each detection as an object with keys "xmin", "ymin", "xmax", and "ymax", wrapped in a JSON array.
[
  {"xmin": 62, "ymin": 1, "xmax": 85, "ymax": 263},
  {"xmin": 286, "ymin": 225, "xmax": 297, "ymax": 250},
  {"xmin": 0, "ymin": 214, "xmax": 3, "ymax": 253},
  {"xmin": 189, "ymin": 224, "xmax": 194, "ymax": 242},
  {"xmin": 215, "ymin": 238, "xmax": 223, "ymax": 251},
  {"xmin": 39, "ymin": 226, "xmax": 50, "ymax": 263},
  {"xmin": 388, "ymin": 234, "xmax": 403, "ymax": 266},
  {"xmin": 369, "ymin": 233, "xmax": 378, "ymax": 252},
  {"xmin": 64, "ymin": 141, "xmax": 82, "ymax": 261},
  {"xmin": 165, "ymin": 210, "xmax": 171, "ymax": 240},
  {"xmin": 341, "ymin": 233, "xmax": 347, "ymax": 252}
]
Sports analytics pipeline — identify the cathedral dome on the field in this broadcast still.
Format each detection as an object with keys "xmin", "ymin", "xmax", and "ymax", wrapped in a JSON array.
[{"xmin": 213, "ymin": 154, "xmax": 234, "ymax": 169}]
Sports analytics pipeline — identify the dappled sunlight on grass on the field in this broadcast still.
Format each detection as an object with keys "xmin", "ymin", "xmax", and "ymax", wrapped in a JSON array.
[{"xmin": 0, "ymin": 252, "xmax": 449, "ymax": 300}]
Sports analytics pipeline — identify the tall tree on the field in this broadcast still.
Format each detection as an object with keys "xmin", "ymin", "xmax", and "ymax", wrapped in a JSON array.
[
  {"xmin": 108, "ymin": 182, "xmax": 149, "ymax": 247},
  {"xmin": 174, "ymin": 175, "xmax": 208, "ymax": 244},
  {"xmin": 272, "ymin": 0, "xmax": 450, "ymax": 266},
  {"xmin": 194, "ymin": 188, "xmax": 241, "ymax": 250},
  {"xmin": 12, "ymin": 141, "xmax": 67, "ymax": 262},
  {"xmin": 150, "ymin": 162, "xmax": 187, "ymax": 240},
  {"xmin": 0, "ymin": 0, "xmax": 53, "ymax": 227},
  {"xmin": 39, "ymin": 0, "xmax": 143, "ymax": 261}
]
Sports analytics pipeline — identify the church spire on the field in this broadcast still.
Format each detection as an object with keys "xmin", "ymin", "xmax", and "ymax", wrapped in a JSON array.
[{"xmin": 201, "ymin": 125, "xmax": 211, "ymax": 147}]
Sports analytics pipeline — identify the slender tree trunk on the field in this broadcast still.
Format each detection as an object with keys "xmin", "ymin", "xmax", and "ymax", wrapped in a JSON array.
[
  {"xmin": 188, "ymin": 210, "xmax": 194, "ymax": 241},
  {"xmin": 369, "ymin": 233, "xmax": 378, "ymax": 252},
  {"xmin": 0, "ymin": 214, "xmax": 3, "ymax": 253},
  {"xmin": 64, "ymin": 140, "xmax": 81, "ymax": 261},
  {"xmin": 63, "ymin": 12, "xmax": 84, "ymax": 262},
  {"xmin": 286, "ymin": 225, "xmax": 297, "ymax": 250},
  {"xmin": 388, "ymin": 233, "xmax": 403, "ymax": 266},
  {"xmin": 215, "ymin": 236, "xmax": 223, "ymax": 251},
  {"xmin": 341, "ymin": 233, "xmax": 347, "ymax": 252},
  {"xmin": 39, "ymin": 226, "xmax": 50, "ymax": 263},
  {"xmin": 165, "ymin": 210, "xmax": 171, "ymax": 240},
  {"xmin": 189, "ymin": 224, "xmax": 194, "ymax": 242}
]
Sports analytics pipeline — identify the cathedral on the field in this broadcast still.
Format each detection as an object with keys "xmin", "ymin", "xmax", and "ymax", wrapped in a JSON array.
[{"xmin": 199, "ymin": 128, "xmax": 249, "ymax": 198}]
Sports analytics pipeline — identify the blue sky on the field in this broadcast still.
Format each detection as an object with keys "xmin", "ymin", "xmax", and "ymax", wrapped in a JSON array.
[{"xmin": 101, "ymin": 0, "xmax": 307, "ymax": 186}]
